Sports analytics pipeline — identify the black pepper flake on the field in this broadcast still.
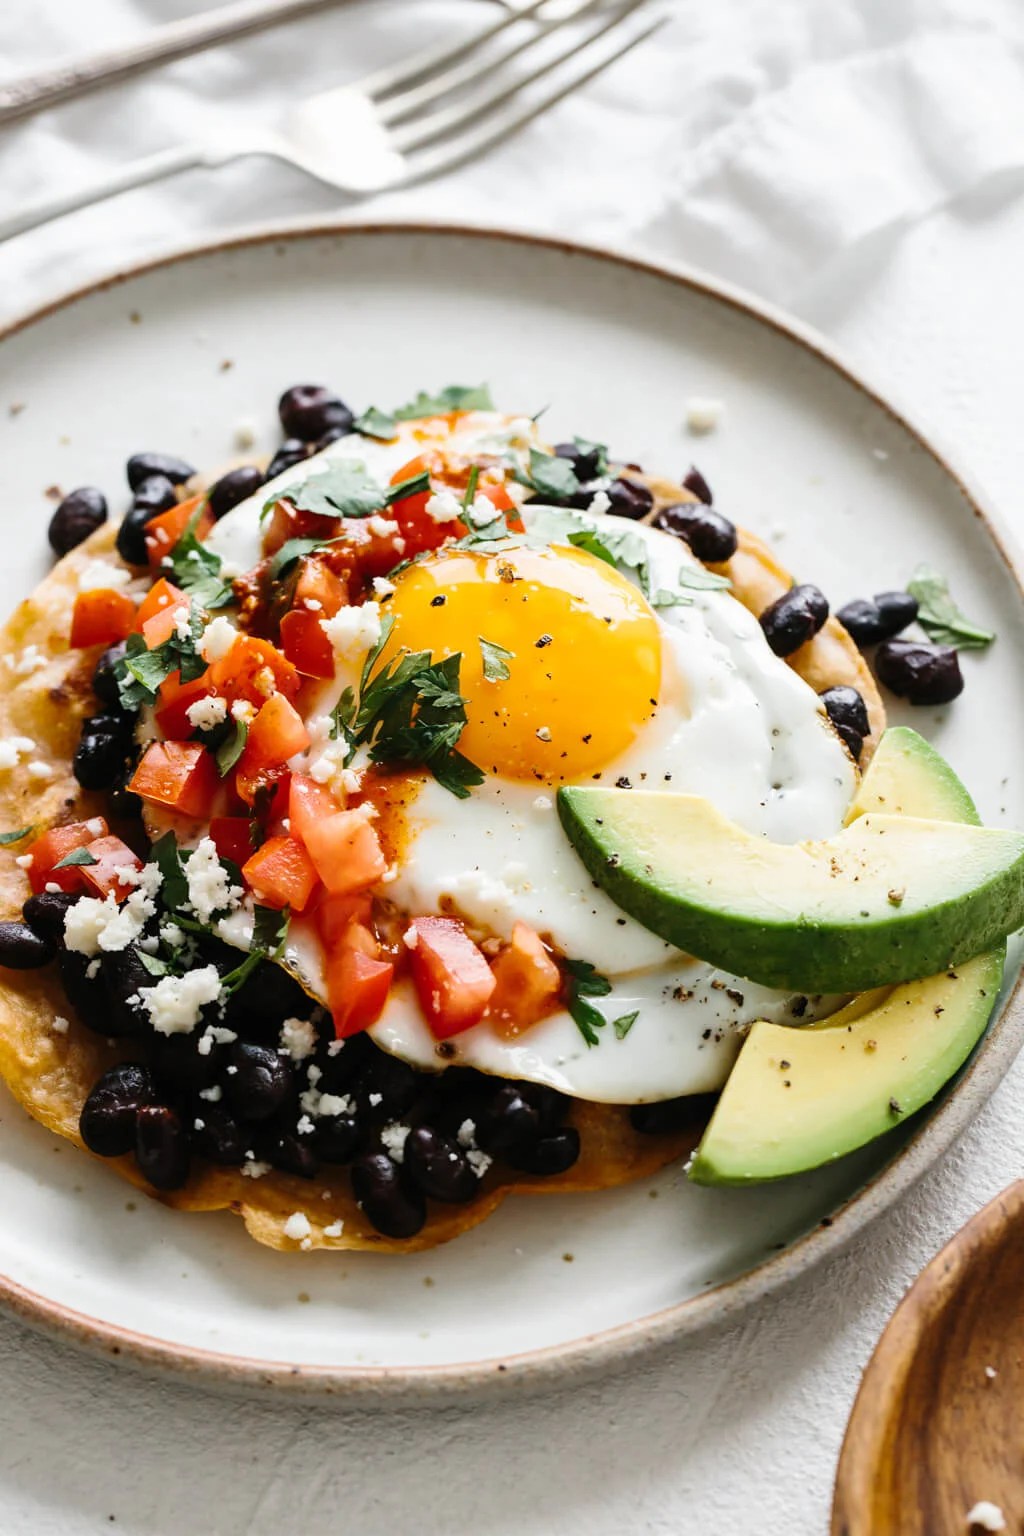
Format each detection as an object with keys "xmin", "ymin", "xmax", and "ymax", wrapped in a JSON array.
[
  {"xmin": 889, "ymin": 1097, "xmax": 903, "ymax": 1116},
  {"xmin": 779, "ymin": 1059, "xmax": 791, "ymax": 1070},
  {"xmin": 535, "ymin": 634, "xmax": 553, "ymax": 648},
  {"xmin": 790, "ymin": 996, "xmax": 808, "ymax": 1018},
  {"xmin": 724, "ymin": 988, "xmax": 744, "ymax": 1006},
  {"xmin": 430, "ymin": 595, "xmax": 446, "ymax": 607},
  {"xmin": 616, "ymin": 776, "xmax": 632, "ymax": 789}
]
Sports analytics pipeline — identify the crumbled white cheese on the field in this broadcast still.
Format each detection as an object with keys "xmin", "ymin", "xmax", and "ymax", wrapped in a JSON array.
[
  {"xmin": 380, "ymin": 1123, "xmax": 410, "ymax": 1163},
  {"xmin": 193, "ymin": 1117, "xmax": 206, "ymax": 1132},
  {"xmin": 183, "ymin": 837, "xmax": 243, "ymax": 923},
  {"xmin": 366, "ymin": 515, "xmax": 399, "ymax": 539},
  {"xmin": 253, "ymin": 666, "xmax": 276, "ymax": 699},
  {"xmin": 14, "ymin": 854, "xmax": 33, "ymax": 869},
  {"xmin": 323, "ymin": 1220, "xmax": 345, "ymax": 1238},
  {"xmin": 186, "ymin": 696, "xmax": 228, "ymax": 731},
  {"xmin": 137, "ymin": 934, "xmax": 159, "ymax": 954},
  {"xmin": 317, "ymin": 1092, "xmax": 353, "ymax": 1118},
  {"xmin": 86, "ymin": 817, "xmax": 106, "ymax": 837},
  {"xmin": 241, "ymin": 1160, "xmax": 271, "ymax": 1179},
  {"xmin": 424, "ymin": 489, "xmax": 463, "ymax": 524},
  {"xmin": 140, "ymin": 965, "xmax": 222, "ymax": 1036},
  {"xmin": 160, "ymin": 922, "xmax": 185, "ymax": 948},
  {"xmin": 296, "ymin": 1114, "xmax": 316, "ymax": 1136},
  {"xmin": 587, "ymin": 490, "xmax": 612, "ymax": 517},
  {"xmin": 26, "ymin": 761, "xmax": 53, "ymax": 780},
  {"xmin": 77, "ymin": 559, "xmax": 132, "ymax": 593},
  {"xmin": 51, "ymin": 1015, "xmax": 69, "ymax": 1035},
  {"xmin": 283, "ymin": 1211, "xmax": 312, "ymax": 1241},
  {"xmin": 403, "ymin": 925, "xmax": 419, "ymax": 951},
  {"xmin": 173, "ymin": 606, "xmax": 193, "ymax": 642},
  {"xmin": 372, "ymin": 576, "xmax": 396, "ymax": 598},
  {"xmin": 320, "ymin": 600, "xmax": 382, "ymax": 660},
  {"xmin": 685, "ymin": 396, "xmax": 724, "ymax": 434},
  {"xmin": 5, "ymin": 644, "xmax": 46, "ymax": 676},
  {"xmin": 302, "ymin": 597, "xmax": 322, "ymax": 612},
  {"xmin": 85, "ymin": 959, "xmax": 101, "ymax": 981},
  {"xmin": 535, "ymin": 726, "xmax": 552, "ymax": 743},
  {"xmin": 280, "ymin": 1017, "xmax": 316, "ymax": 1062},
  {"xmin": 198, "ymin": 1085, "xmax": 222, "ymax": 1103},
  {"xmin": 985, "ymin": 1365, "xmax": 998, "ymax": 1380},
  {"xmin": 368, "ymin": 1092, "xmax": 383, "ymax": 1108},
  {"xmin": 0, "ymin": 736, "xmax": 35, "ymax": 770},
  {"xmin": 231, "ymin": 698, "xmax": 256, "ymax": 723},
  {"xmin": 965, "ymin": 1503, "xmax": 1006, "ymax": 1532},
  {"xmin": 308, "ymin": 736, "xmax": 351, "ymax": 790},
  {"xmin": 532, "ymin": 795, "xmax": 553, "ymax": 812},
  {"xmin": 64, "ymin": 886, "xmax": 157, "ymax": 956},
  {"xmin": 199, "ymin": 615, "xmax": 238, "ymax": 663},
  {"xmin": 467, "ymin": 1147, "xmax": 492, "ymax": 1179},
  {"xmin": 233, "ymin": 417, "xmax": 257, "ymax": 449},
  {"xmin": 197, "ymin": 1023, "xmax": 237, "ymax": 1056},
  {"xmin": 456, "ymin": 1119, "xmax": 477, "ymax": 1149}
]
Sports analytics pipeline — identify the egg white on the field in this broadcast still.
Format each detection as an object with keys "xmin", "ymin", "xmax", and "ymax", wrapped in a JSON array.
[{"xmin": 209, "ymin": 414, "xmax": 856, "ymax": 1102}]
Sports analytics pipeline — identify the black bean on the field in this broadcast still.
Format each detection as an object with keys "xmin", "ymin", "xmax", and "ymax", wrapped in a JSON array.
[
  {"xmin": 58, "ymin": 950, "xmax": 107, "ymax": 1034},
  {"xmin": 682, "ymin": 466, "xmax": 713, "ymax": 505},
  {"xmin": 874, "ymin": 590, "xmax": 919, "ymax": 635},
  {"xmin": 99, "ymin": 948, "xmax": 152, "ymax": 1037},
  {"xmin": 80, "ymin": 1063, "xmax": 155, "ymax": 1157},
  {"xmin": 192, "ymin": 1104, "xmax": 246, "ymax": 1166},
  {"xmin": 317, "ymin": 1112, "xmax": 361, "ymax": 1164},
  {"xmin": 314, "ymin": 426, "xmax": 350, "ymax": 452},
  {"xmin": 131, "ymin": 474, "xmax": 178, "ymax": 516},
  {"xmin": 23, "ymin": 890, "xmax": 77, "ymax": 945},
  {"xmin": 106, "ymin": 786, "xmax": 144, "ymax": 821},
  {"xmin": 554, "ymin": 440, "xmax": 603, "ymax": 482},
  {"xmin": 48, "ymin": 487, "xmax": 108, "ymax": 557},
  {"xmin": 263, "ymin": 1127, "xmax": 320, "ymax": 1179},
  {"xmin": 223, "ymin": 1041, "xmax": 291, "ymax": 1122},
  {"xmin": 351, "ymin": 1152, "xmax": 426, "ymax": 1239},
  {"xmin": 116, "ymin": 502, "xmax": 160, "ymax": 566},
  {"xmin": 265, "ymin": 438, "xmax": 309, "ymax": 481},
  {"xmin": 0, "ymin": 920, "xmax": 54, "ymax": 969},
  {"xmin": 477, "ymin": 1085, "xmax": 540, "ymax": 1155},
  {"xmin": 837, "ymin": 598, "xmax": 886, "ymax": 647},
  {"xmin": 136, "ymin": 1105, "xmax": 190, "ymax": 1190},
  {"xmin": 605, "ymin": 477, "xmax": 654, "ymax": 521},
  {"xmin": 207, "ymin": 465, "xmax": 264, "ymax": 521},
  {"xmin": 652, "ymin": 502, "xmax": 737, "ymax": 563},
  {"xmin": 515, "ymin": 1081, "xmax": 569, "ymax": 1135},
  {"xmin": 92, "ymin": 642, "xmax": 127, "ymax": 707},
  {"xmin": 355, "ymin": 1051, "xmax": 418, "ymax": 1119},
  {"xmin": 126, "ymin": 452, "xmax": 195, "ymax": 491},
  {"xmin": 630, "ymin": 1097, "xmax": 699, "ymax": 1135},
  {"xmin": 875, "ymin": 639, "xmax": 964, "ymax": 706},
  {"xmin": 313, "ymin": 1030, "xmax": 375, "ymax": 1094},
  {"xmin": 403, "ymin": 1125, "xmax": 479, "ymax": 1203},
  {"xmin": 819, "ymin": 685, "xmax": 870, "ymax": 760},
  {"xmin": 222, "ymin": 959, "xmax": 315, "ymax": 1034},
  {"xmin": 73, "ymin": 729, "xmax": 129, "ymax": 792},
  {"xmin": 149, "ymin": 1032, "xmax": 221, "ymax": 1095},
  {"xmin": 760, "ymin": 583, "xmax": 829, "ymax": 657},
  {"xmin": 507, "ymin": 1127, "xmax": 580, "ymax": 1176},
  {"xmin": 278, "ymin": 385, "xmax": 353, "ymax": 443},
  {"xmin": 86, "ymin": 709, "xmax": 135, "ymax": 744}
]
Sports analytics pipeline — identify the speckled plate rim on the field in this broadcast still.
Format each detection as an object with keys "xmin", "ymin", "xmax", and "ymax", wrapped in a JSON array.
[{"xmin": 1, "ymin": 217, "xmax": 1022, "ymax": 1404}]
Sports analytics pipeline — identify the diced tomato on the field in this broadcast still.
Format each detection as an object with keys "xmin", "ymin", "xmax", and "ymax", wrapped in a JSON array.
[
  {"xmin": 78, "ymin": 835, "xmax": 144, "ymax": 901},
  {"xmin": 301, "ymin": 807, "xmax": 386, "ymax": 895},
  {"xmin": 144, "ymin": 496, "xmax": 212, "ymax": 568},
  {"xmin": 69, "ymin": 589, "xmax": 137, "ymax": 649},
  {"xmin": 477, "ymin": 479, "xmax": 518, "ymax": 515},
  {"xmin": 241, "ymin": 834, "xmax": 318, "ymax": 912},
  {"xmin": 234, "ymin": 694, "xmax": 309, "ymax": 804},
  {"xmin": 262, "ymin": 498, "xmax": 339, "ymax": 559},
  {"xmin": 288, "ymin": 773, "xmax": 345, "ymax": 845},
  {"xmin": 486, "ymin": 922, "xmax": 562, "ymax": 1038},
  {"xmin": 326, "ymin": 945, "xmax": 394, "ymax": 1038},
  {"xmin": 129, "ymin": 740, "xmax": 219, "ymax": 818},
  {"xmin": 407, "ymin": 916, "xmax": 496, "ymax": 1040},
  {"xmin": 208, "ymin": 634, "xmax": 300, "ymax": 707},
  {"xmin": 389, "ymin": 452, "xmax": 465, "ymax": 556},
  {"xmin": 142, "ymin": 601, "xmax": 190, "ymax": 650},
  {"xmin": 294, "ymin": 557, "xmax": 346, "ymax": 620},
  {"xmin": 209, "ymin": 816, "xmax": 256, "ymax": 867},
  {"xmin": 134, "ymin": 577, "xmax": 187, "ymax": 633},
  {"xmin": 313, "ymin": 890, "xmax": 373, "ymax": 948},
  {"xmin": 23, "ymin": 819, "xmax": 109, "ymax": 895},
  {"xmin": 279, "ymin": 608, "xmax": 334, "ymax": 678},
  {"xmin": 154, "ymin": 671, "xmax": 215, "ymax": 740}
]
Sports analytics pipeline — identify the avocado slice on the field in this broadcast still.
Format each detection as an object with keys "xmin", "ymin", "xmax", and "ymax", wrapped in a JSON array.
[
  {"xmin": 557, "ymin": 763, "xmax": 1024, "ymax": 993},
  {"xmin": 688, "ymin": 727, "xmax": 1005, "ymax": 1184}
]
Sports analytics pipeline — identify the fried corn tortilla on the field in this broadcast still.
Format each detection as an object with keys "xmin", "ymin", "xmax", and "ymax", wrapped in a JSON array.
[{"xmin": 0, "ymin": 476, "xmax": 883, "ymax": 1252}]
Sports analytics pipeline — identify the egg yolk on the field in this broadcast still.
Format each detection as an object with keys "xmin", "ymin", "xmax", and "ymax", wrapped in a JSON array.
[{"xmin": 377, "ymin": 544, "xmax": 663, "ymax": 783}]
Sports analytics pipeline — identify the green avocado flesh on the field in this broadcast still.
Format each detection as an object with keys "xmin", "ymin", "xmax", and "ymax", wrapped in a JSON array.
[
  {"xmin": 556, "ymin": 743, "xmax": 1024, "ymax": 994},
  {"xmin": 686, "ymin": 727, "xmax": 1005, "ymax": 1184}
]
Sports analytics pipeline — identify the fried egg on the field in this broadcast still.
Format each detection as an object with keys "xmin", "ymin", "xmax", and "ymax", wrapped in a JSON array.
[{"xmin": 210, "ymin": 414, "xmax": 856, "ymax": 1102}]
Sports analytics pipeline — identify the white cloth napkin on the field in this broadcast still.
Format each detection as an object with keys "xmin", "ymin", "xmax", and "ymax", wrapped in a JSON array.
[{"xmin": 3, "ymin": 0, "xmax": 1024, "ymax": 321}]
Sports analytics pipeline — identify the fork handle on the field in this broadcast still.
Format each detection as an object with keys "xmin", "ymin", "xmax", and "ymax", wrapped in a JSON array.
[{"xmin": 0, "ymin": 142, "xmax": 209, "ymax": 243}]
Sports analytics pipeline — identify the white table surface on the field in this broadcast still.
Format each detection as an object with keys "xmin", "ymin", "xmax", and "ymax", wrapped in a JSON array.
[{"xmin": 3, "ymin": 3, "xmax": 1024, "ymax": 1532}]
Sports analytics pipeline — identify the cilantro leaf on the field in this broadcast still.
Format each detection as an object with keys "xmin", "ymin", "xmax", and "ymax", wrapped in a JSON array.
[
  {"xmin": 137, "ymin": 951, "xmax": 170, "ymax": 978},
  {"xmin": 0, "ymin": 825, "xmax": 35, "ymax": 846},
  {"xmin": 220, "ymin": 906, "xmax": 290, "ymax": 994},
  {"xmin": 149, "ymin": 832, "xmax": 189, "ymax": 912},
  {"xmin": 353, "ymin": 406, "xmax": 398, "ymax": 440},
  {"xmin": 166, "ymin": 508, "xmax": 234, "ymax": 609},
  {"xmin": 53, "ymin": 847, "xmax": 98, "ymax": 870},
  {"xmin": 612, "ymin": 1010, "xmax": 639, "ymax": 1041},
  {"xmin": 461, "ymin": 465, "xmax": 480, "ymax": 512},
  {"xmin": 518, "ymin": 448, "xmax": 580, "ymax": 503},
  {"xmin": 214, "ymin": 717, "xmax": 248, "ymax": 777},
  {"xmin": 114, "ymin": 605, "xmax": 206, "ymax": 710},
  {"xmin": 907, "ymin": 566, "xmax": 995, "ymax": 650},
  {"xmin": 564, "ymin": 958, "xmax": 612, "ymax": 1048},
  {"xmin": 676, "ymin": 564, "xmax": 732, "ymax": 592},
  {"xmin": 479, "ymin": 637, "xmax": 513, "ymax": 682},
  {"xmin": 268, "ymin": 469, "xmax": 430, "ymax": 579},
  {"xmin": 393, "ymin": 384, "xmax": 494, "ymax": 420},
  {"xmin": 269, "ymin": 537, "xmax": 326, "ymax": 580}
]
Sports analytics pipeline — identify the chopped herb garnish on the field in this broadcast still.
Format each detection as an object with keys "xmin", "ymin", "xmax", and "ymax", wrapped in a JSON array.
[
  {"xmin": 573, "ymin": 435, "xmax": 609, "ymax": 478},
  {"xmin": 52, "ymin": 847, "xmax": 98, "ymax": 870},
  {"xmin": 0, "ymin": 825, "xmax": 35, "ymax": 846},
  {"xmin": 653, "ymin": 564, "xmax": 732, "ymax": 607},
  {"xmin": 149, "ymin": 832, "xmax": 189, "ymax": 913},
  {"xmin": 479, "ymin": 637, "xmax": 513, "ymax": 682},
  {"xmin": 517, "ymin": 448, "xmax": 580, "ymax": 503},
  {"xmin": 461, "ymin": 465, "xmax": 481, "ymax": 512},
  {"xmin": 287, "ymin": 460, "xmax": 390, "ymax": 522},
  {"xmin": 214, "ymin": 717, "xmax": 249, "ymax": 777},
  {"xmin": 114, "ymin": 605, "xmax": 205, "ymax": 710},
  {"xmin": 564, "ymin": 958, "xmax": 612, "ymax": 1048},
  {"xmin": 393, "ymin": 384, "xmax": 494, "ymax": 420},
  {"xmin": 268, "ymin": 468, "xmax": 430, "ymax": 578},
  {"xmin": 353, "ymin": 406, "xmax": 399, "ymax": 440},
  {"xmin": 166, "ymin": 506, "xmax": 234, "ymax": 609},
  {"xmin": 907, "ymin": 566, "xmax": 995, "ymax": 650},
  {"xmin": 220, "ymin": 906, "xmax": 290, "ymax": 994},
  {"xmin": 137, "ymin": 950, "xmax": 171, "ymax": 978},
  {"xmin": 612, "ymin": 1010, "xmax": 639, "ymax": 1041}
]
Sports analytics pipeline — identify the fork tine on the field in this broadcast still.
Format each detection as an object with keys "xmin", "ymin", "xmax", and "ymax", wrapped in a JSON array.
[
  {"xmin": 379, "ymin": 0, "xmax": 605, "ymax": 128},
  {"xmin": 392, "ymin": 0, "xmax": 651, "ymax": 155},
  {"xmin": 355, "ymin": 0, "xmax": 551, "ymax": 101},
  {"xmin": 401, "ymin": 9, "xmax": 664, "ymax": 188}
]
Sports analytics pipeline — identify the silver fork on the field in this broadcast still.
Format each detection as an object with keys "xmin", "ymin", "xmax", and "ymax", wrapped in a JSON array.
[{"xmin": 0, "ymin": 0, "xmax": 662, "ymax": 243}]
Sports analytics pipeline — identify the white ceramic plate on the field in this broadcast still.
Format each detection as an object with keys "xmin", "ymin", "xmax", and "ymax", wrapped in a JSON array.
[{"xmin": 0, "ymin": 223, "xmax": 1021, "ymax": 1400}]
